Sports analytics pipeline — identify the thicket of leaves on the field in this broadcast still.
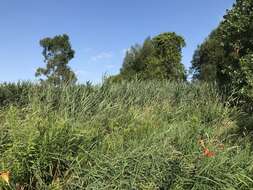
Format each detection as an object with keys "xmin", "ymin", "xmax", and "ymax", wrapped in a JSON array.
[
  {"xmin": 191, "ymin": 0, "xmax": 253, "ymax": 110},
  {"xmin": 109, "ymin": 32, "xmax": 186, "ymax": 82}
]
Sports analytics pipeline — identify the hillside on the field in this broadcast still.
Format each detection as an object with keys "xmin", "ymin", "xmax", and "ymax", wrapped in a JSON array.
[{"xmin": 0, "ymin": 81, "xmax": 252, "ymax": 189}]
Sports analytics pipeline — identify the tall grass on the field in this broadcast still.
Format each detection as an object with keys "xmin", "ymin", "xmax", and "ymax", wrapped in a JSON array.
[{"xmin": 0, "ymin": 81, "xmax": 252, "ymax": 189}]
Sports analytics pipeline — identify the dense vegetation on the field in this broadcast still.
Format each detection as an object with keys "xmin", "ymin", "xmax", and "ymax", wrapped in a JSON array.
[
  {"xmin": 191, "ymin": 0, "xmax": 253, "ymax": 109},
  {"xmin": 108, "ymin": 32, "xmax": 186, "ymax": 82},
  {"xmin": 1, "ymin": 81, "xmax": 253, "ymax": 189},
  {"xmin": 1, "ymin": 0, "xmax": 253, "ymax": 189}
]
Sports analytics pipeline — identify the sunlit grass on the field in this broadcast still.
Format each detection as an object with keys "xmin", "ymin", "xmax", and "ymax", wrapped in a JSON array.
[{"xmin": 0, "ymin": 80, "xmax": 252, "ymax": 189}]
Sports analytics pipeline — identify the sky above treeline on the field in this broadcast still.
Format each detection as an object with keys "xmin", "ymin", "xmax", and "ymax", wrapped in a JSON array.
[{"xmin": 0, "ymin": 0, "xmax": 235, "ymax": 83}]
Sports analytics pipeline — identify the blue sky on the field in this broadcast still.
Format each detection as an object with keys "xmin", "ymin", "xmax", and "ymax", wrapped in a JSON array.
[{"xmin": 0, "ymin": 0, "xmax": 235, "ymax": 83}]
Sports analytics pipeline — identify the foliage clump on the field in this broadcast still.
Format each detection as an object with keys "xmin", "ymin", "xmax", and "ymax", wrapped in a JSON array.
[
  {"xmin": 191, "ymin": 0, "xmax": 253, "ymax": 109},
  {"xmin": 36, "ymin": 34, "xmax": 77, "ymax": 85},
  {"xmin": 110, "ymin": 32, "xmax": 186, "ymax": 82}
]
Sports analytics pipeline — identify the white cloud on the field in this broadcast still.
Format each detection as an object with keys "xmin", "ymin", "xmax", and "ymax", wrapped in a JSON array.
[{"xmin": 90, "ymin": 52, "xmax": 113, "ymax": 62}]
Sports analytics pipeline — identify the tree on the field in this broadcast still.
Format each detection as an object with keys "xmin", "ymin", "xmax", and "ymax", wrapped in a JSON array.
[
  {"xmin": 219, "ymin": 0, "xmax": 253, "ymax": 98},
  {"xmin": 191, "ymin": 0, "xmax": 253, "ymax": 110},
  {"xmin": 120, "ymin": 37, "xmax": 157, "ymax": 80},
  {"xmin": 118, "ymin": 32, "xmax": 186, "ymax": 81},
  {"xmin": 191, "ymin": 30, "xmax": 226, "ymax": 82},
  {"xmin": 152, "ymin": 32, "xmax": 186, "ymax": 80},
  {"xmin": 35, "ymin": 34, "xmax": 77, "ymax": 85}
]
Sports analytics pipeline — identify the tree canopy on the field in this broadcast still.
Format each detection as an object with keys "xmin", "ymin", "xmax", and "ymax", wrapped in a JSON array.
[
  {"xmin": 113, "ymin": 32, "xmax": 186, "ymax": 82},
  {"xmin": 36, "ymin": 34, "xmax": 77, "ymax": 85},
  {"xmin": 191, "ymin": 0, "xmax": 253, "ymax": 106}
]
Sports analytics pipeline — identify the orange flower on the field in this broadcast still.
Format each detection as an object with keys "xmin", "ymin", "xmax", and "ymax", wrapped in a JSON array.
[
  {"xmin": 203, "ymin": 148, "xmax": 215, "ymax": 158},
  {"xmin": 0, "ymin": 171, "xmax": 10, "ymax": 184}
]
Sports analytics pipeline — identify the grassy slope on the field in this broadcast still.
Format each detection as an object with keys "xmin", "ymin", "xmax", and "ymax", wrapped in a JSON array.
[{"xmin": 0, "ymin": 81, "xmax": 252, "ymax": 189}]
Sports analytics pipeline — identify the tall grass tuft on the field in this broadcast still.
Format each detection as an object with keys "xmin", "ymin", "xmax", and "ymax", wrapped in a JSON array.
[{"xmin": 0, "ymin": 80, "xmax": 252, "ymax": 189}]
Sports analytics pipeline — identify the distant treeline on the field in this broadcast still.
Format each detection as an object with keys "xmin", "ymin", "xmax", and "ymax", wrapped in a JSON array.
[{"xmin": 2, "ymin": 0, "xmax": 253, "ymax": 111}]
